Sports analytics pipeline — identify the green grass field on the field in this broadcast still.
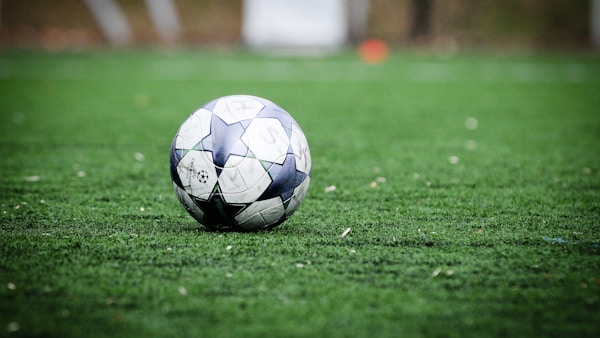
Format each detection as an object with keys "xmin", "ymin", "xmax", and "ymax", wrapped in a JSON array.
[{"xmin": 1, "ymin": 50, "xmax": 599, "ymax": 337}]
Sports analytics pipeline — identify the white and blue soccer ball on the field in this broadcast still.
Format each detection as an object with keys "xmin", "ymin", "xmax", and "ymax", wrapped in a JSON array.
[{"xmin": 170, "ymin": 95, "xmax": 311, "ymax": 231}]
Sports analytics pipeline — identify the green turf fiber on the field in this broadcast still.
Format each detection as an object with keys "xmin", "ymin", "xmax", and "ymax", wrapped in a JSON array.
[{"xmin": 1, "ymin": 51, "xmax": 599, "ymax": 337}]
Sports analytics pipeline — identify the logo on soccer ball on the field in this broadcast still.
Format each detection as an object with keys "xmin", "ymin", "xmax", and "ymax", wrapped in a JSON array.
[
  {"xmin": 197, "ymin": 170, "xmax": 209, "ymax": 184},
  {"xmin": 170, "ymin": 95, "xmax": 311, "ymax": 231}
]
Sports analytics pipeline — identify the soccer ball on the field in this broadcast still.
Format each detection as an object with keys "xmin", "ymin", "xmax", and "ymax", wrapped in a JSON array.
[{"xmin": 170, "ymin": 95, "xmax": 311, "ymax": 231}]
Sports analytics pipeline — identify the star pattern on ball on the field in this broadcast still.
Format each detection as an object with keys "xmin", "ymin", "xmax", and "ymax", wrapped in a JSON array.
[
  {"xmin": 199, "ymin": 113, "xmax": 252, "ymax": 170},
  {"xmin": 170, "ymin": 95, "xmax": 311, "ymax": 231},
  {"xmin": 256, "ymin": 105, "xmax": 297, "ymax": 138},
  {"xmin": 259, "ymin": 153, "xmax": 308, "ymax": 204}
]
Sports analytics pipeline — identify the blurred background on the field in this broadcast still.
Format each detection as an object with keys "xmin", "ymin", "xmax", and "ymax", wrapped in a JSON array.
[{"xmin": 0, "ymin": 0, "xmax": 596, "ymax": 53}]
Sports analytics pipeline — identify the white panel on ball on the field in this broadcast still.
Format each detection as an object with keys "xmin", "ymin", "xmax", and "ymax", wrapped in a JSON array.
[
  {"xmin": 236, "ymin": 197, "xmax": 285, "ymax": 230},
  {"xmin": 285, "ymin": 177, "xmax": 310, "ymax": 217},
  {"xmin": 176, "ymin": 150, "xmax": 218, "ymax": 200},
  {"xmin": 173, "ymin": 182, "xmax": 205, "ymax": 222},
  {"xmin": 243, "ymin": 118, "xmax": 290, "ymax": 164},
  {"xmin": 219, "ymin": 156, "xmax": 272, "ymax": 204},
  {"xmin": 212, "ymin": 95, "xmax": 264, "ymax": 124},
  {"xmin": 290, "ymin": 125, "xmax": 311, "ymax": 174},
  {"xmin": 175, "ymin": 108, "xmax": 212, "ymax": 150}
]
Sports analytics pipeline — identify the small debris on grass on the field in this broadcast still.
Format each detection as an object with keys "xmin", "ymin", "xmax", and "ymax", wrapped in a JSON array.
[
  {"xmin": 134, "ymin": 152, "xmax": 145, "ymax": 161},
  {"xmin": 476, "ymin": 229, "xmax": 483, "ymax": 234},
  {"xmin": 24, "ymin": 175, "xmax": 40, "ymax": 182},
  {"xmin": 295, "ymin": 263, "xmax": 304, "ymax": 268},
  {"xmin": 226, "ymin": 245, "xmax": 233, "ymax": 251},
  {"xmin": 583, "ymin": 167, "xmax": 592, "ymax": 175},
  {"xmin": 465, "ymin": 117, "xmax": 478, "ymax": 130},
  {"xmin": 77, "ymin": 171, "xmax": 86, "ymax": 178},
  {"xmin": 178, "ymin": 286, "xmax": 188, "ymax": 296},
  {"xmin": 542, "ymin": 236, "xmax": 570, "ymax": 244},
  {"xmin": 431, "ymin": 268, "xmax": 442, "ymax": 277},
  {"xmin": 448, "ymin": 156, "xmax": 459, "ymax": 164},
  {"xmin": 324, "ymin": 185, "xmax": 336, "ymax": 193},
  {"xmin": 341, "ymin": 227, "xmax": 351, "ymax": 237},
  {"xmin": 370, "ymin": 181, "xmax": 377, "ymax": 188},
  {"xmin": 7, "ymin": 322, "xmax": 19, "ymax": 333},
  {"xmin": 7, "ymin": 282, "xmax": 16, "ymax": 290}
]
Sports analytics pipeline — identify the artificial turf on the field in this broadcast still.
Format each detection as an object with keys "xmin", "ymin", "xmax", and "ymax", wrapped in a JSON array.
[{"xmin": 0, "ymin": 50, "xmax": 599, "ymax": 337}]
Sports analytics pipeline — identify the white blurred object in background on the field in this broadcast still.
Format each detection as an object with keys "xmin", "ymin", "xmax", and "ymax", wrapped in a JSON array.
[
  {"xmin": 144, "ymin": 0, "xmax": 181, "ymax": 44},
  {"xmin": 83, "ymin": 0, "xmax": 132, "ymax": 46},
  {"xmin": 242, "ymin": 0, "xmax": 349, "ymax": 53}
]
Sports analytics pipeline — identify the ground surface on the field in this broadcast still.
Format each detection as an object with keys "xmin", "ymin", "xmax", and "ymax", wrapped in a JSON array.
[{"xmin": 1, "ymin": 50, "xmax": 599, "ymax": 337}]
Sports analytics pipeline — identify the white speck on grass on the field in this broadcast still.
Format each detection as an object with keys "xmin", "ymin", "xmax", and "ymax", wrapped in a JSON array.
[
  {"xmin": 134, "ymin": 152, "xmax": 145, "ymax": 161},
  {"xmin": 448, "ymin": 156, "xmax": 459, "ymax": 164},
  {"xmin": 178, "ymin": 286, "xmax": 188, "ymax": 296},
  {"xmin": 412, "ymin": 173, "xmax": 420, "ymax": 180},
  {"xmin": 431, "ymin": 268, "xmax": 442, "ymax": 277},
  {"xmin": 24, "ymin": 175, "xmax": 40, "ymax": 182},
  {"xmin": 324, "ymin": 185, "xmax": 336, "ymax": 193},
  {"xmin": 465, "ymin": 117, "xmax": 478, "ymax": 130},
  {"xmin": 7, "ymin": 282, "xmax": 16, "ymax": 290},
  {"xmin": 77, "ymin": 171, "xmax": 86, "ymax": 177},
  {"xmin": 7, "ymin": 322, "xmax": 19, "ymax": 333},
  {"xmin": 226, "ymin": 245, "xmax": 233, "ymax": 251},
  {"xmin": 296, "ymin": 263, "xmax": 304, "ymax": 268},
  {"xmin": 341, "ymin": 227, "xmax": 352, "ymax": 237}
]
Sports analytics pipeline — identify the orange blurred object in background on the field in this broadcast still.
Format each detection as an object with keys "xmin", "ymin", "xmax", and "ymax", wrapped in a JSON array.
[{"xmin": 358, "ymin": 39, "xmax": 389, "ymax": 64}]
